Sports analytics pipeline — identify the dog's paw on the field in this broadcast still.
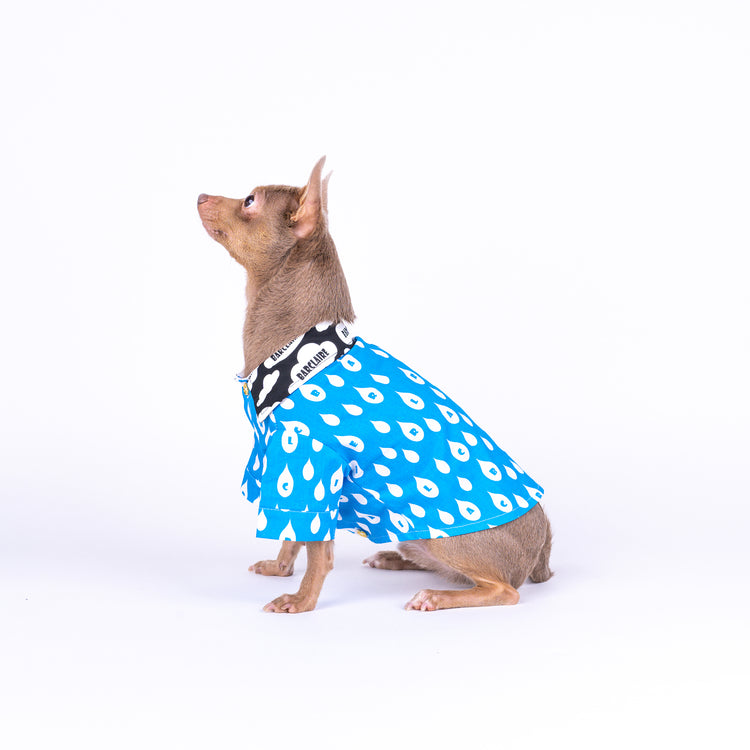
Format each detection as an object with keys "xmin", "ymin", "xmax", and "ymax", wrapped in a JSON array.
[
  {"xmin": 405, "ymin": 589, "xmax": 440, "ymax": 612},
  {"xmin": 249, "ymin": 560, "xmax": 294, "ymax": 576},
  {"xmin": 263, "ymin": 593, "xmax": 316, "ymax": 614}
]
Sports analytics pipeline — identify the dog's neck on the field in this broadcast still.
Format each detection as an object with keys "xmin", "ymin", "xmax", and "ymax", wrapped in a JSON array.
[{"xmin": 241, "ymin": 234, "xmax": 355, "ymax": 376}]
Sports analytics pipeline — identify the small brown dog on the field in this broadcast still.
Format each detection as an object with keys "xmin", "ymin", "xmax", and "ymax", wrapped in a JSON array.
[{"xmin": 197, "ymin": 158, "xmax": 552, "ymax": 613}]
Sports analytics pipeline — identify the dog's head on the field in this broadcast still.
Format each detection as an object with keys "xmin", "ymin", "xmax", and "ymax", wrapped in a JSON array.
[{"xmin": 197, "ymin": 157, "xmax": 331, "ymax": 282}]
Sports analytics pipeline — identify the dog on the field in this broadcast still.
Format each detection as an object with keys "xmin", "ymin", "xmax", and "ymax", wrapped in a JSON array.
[{"xmin": 197, "ymin": 157, "xmax": 552, "ymax": 613}]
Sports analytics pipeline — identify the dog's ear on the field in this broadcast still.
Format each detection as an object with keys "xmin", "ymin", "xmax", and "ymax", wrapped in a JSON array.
[
  {"xmin": 321, "ymin": 170, "xmax": 332, "ymax": 216},
  {"xmin": 291, "ymin": 156, "xmax": 326, "ymax": 239}
]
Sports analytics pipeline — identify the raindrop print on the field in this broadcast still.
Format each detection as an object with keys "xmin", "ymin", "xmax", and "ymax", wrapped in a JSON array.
[
  {"xmin": 481, "ymin": 436, "xmax": 494, "ymax": 451},
  {"xmin": 280, "ymin": 521, "xmax": 296, "ymax": 541},
  {"xmin": 434, "ymin": 458, "xmax": 451, "ymax": 474},
  {"xmin": 352, "ymin": 493, "xmax": 368, "ymax": 505},
  {"xmin": 514, "ymin": 494, "xmax": 529, "ymax": 509},
  {"xmin": 399, "ymin": 368, "xmax": 425, "ymax": 385},
  {"xmin": 438, "ymin": 509, "xmax": 455, "ymax": 525},
  {"xmin": 457, "ymin": 476, "xmax": 472, "ymax": 492},
  {"xmin": 325, "ymin": 374, "xmax": 345, "ymax": 387},
  {"xmin": 386, "ymin": 530, "xmax": 400, "ymax": 543},
  {"xmin": 447, "ymin": 440, "xmax": 470, "ymax": 462},
  {"xmin": 310, "ymin": 514, "xmax": 321, "ymax": 534},
  {"xmin": 371, "ymin": 373, "xmax": 390, "ymax": 384},
  {"xmin": 256, "ymin": 509, "xmax": 268, "ymax": 531},
  {"xmin": 311, "ymin": 439, "xmax": 323, "ymax": 452},
  {"xmin": 343, "ymin": 404, "xmax": 363, "ymax": 416},
  {"xmin": 349, "ymin": 460, "xmax": 364, "ymax": 478},
  {"xmin": 341, "ymin": 355, "xmax": 362, "ymax": 371},
  {"xmin": 428, "ymin": 526, "xmax": 449, "ymax": 538},
  {"xmin": 335, "ymin": 435, "xmax": 365, "ymax": 452},
  {"xmin": 314, "ymin": 481, "xmax": 325, "ymax": 501},
  {"xmin": 460, "ymin": 413, "xmax": 474, "ymax": 426},
  {"xmin": 320, "ymin": 413, "xmax": 340, "ymax": 426},
  {"xmin": 299, "ymin": 383, "xmax": 326, "ymax": 402},
  {"xmin": 456, "ymin": 499, "xmax": 481, "ymax": 521},
  {"xmin": 387, "ymin": 483, "xmax": 404, "ymax": 497},
  {"xmin": 371, "ymin": 421, "xmax": 391, "ymax": 433},
  {"xmin": 436, "ymin": 404, "xmax": 459, "ymax": 424},
  {"xmin": 415, "ymin": 477, "xmax": 439, "ymax": 498},
  {"xmin": 303, "ymin": 459, "xmax": 314, "ymax": 480},
  {"xmin": 489, "ymin": 493, "xmax": 512, "ymax": 512},
  {"xmin": 504, "ymin": 465, "xmax": 517, "ymax": 480},
  {"xmin": 281, "ymin": 429, "xmax": 299, "ymax": 454},
  {"xmin": 397, "ymin": 392, "xmax": 424, "ymax": 410},
  {"xmin": 462, "ymin": 431, "xmax": 478, "ymax": 447},
  {"xmin": 381, "ymin": 447, "xmax": 398, "ymax": 459},
  {"xmin": 398, "ymin": 422, "xmax": 424, "ymax": 442},
  {"xmin": 279, "ymin": 398, "xmax": 295, "ymax": 410},
  {"xmin": 423, "ymin": 418, "xmax": 442, "ymax": 432},
  {"xmin": 355, "ymin": 386, "xmax": 384, "ymax": 403},
  {"xmin": 374, "ymin": 463, "xmax": 391, "ymax": 477},
  {"xmin": 330, "ymin": 466, "xmax": 344, "ymax": 493},
  {"xmin": 388, "ymin": 510, "xmax": 411, "ymax": 534},
  {"xmin": 477, "ymin": 459, "xmax": 502, "ymax": 481},
  {"xmin": 277, "ymin": 465, "xmax": 294, "ymax": 497},
  {"xmin": 409, "ymin": 503, "xmax": 426, "ymax": 517},
  {"xmin": 403, "ymin": 449, "xmax": 420, "ymax": 464},
  {"xmin": 524, "ymin": 485, "xmax": 542, "ymax": 501}
]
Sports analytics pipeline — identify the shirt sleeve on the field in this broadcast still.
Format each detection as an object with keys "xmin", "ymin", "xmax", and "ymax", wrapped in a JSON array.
[{"xmin": 255, "ymin": 427, "xmax": 348, "ymax": 542}]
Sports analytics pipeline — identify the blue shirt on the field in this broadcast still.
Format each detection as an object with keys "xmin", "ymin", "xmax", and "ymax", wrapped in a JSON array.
[{"xmin": 239, "ymin": 337, "xmax": 544, "ymax": 543}]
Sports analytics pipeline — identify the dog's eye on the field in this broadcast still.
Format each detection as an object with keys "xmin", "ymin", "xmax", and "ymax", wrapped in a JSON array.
[{"xmin": 244, "ymin": 194, "xmax": 255, "ymax": 208}]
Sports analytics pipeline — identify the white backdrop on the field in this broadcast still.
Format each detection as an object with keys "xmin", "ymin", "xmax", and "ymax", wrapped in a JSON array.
[{"xmin": 2, "ymin": 1, "xmax": 748, "ymax": 747}]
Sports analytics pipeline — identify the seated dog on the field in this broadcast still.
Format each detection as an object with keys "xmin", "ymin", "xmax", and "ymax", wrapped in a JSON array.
[{"xmin": 197, "ymin": 158, "xmax": 552, "ymax": 613}]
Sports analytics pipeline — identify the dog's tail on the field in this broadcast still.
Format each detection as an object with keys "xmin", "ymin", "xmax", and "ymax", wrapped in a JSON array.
[{"xmin": 529, "ymin": 512, "xmax": 553, "ymax": 583}]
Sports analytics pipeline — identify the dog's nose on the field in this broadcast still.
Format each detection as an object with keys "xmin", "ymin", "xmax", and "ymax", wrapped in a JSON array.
[{"xmin": 197, "ymin": 193, "xmax": 211, "ymax": 205}]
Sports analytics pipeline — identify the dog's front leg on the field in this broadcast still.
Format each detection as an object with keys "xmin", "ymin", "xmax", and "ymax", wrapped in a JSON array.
[
  {"xmin": 250, "ymin": 541, "xmax": 305, "ymax": 576},
  {"xmin": 263, "ymin": 540, "xmax": 334, "ymax": 614}
]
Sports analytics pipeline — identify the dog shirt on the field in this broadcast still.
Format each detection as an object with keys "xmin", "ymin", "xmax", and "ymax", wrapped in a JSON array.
[{"xmin": 238, "ymin": 323, "xmax": 544, "ymax": 543}]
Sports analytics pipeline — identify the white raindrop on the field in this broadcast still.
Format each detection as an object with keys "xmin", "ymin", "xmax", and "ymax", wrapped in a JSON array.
[
  {"xmin": 277, "ymin": 466, "xmax": 294, "ymax": 497},
  {"xmin": 403, "ymin": 449, "xmax": 420, "ymax": 463},
  {"xmin": 330, "ymin": 466, "xmax": 344, "ymax": 493},
  {"xmin": 335, "ymin": 435, "xmax": 365, "ymax": 452},
  {"xmin": 256, "ymin": 509, "xmax": 268, "ymax": 531},
  {"xmin": 398, "ymin": 422, "xmax": 424, "ymax": 442},
  {"xmin": 504, "ymin": 465, "xmax": 517, "ymax": 479},
  {"xmin": 355, "ymin": 386, "xmax": 384, "ymax": 404},
  {"xmin": 409, "ymin": 503, "xmax": 426, "ymax": 518},
  {"xmin": 462, "ymin": 431, "xmax": 478, "ymax": 446},
  {"xmin": 424, "ymin": 418, "xmax": 442, "ymax": 432},
  {"xmin": 514, "ymin": 494, "xmax": 530, "ymax": 508},
  {"xmin": 380, "ymin": 447, "xmax": 398, "ymax": 459},
  {"xmin": 343, "ymin": 403, "xmax": 363, "ymax": 416},
  {"xmin": 457, "ymin": 476, "xmax": 472, "ymax": 492},
  {"xmin": 373, "ymin": 463, "xmax": 391, "ymax": 477},
  {"xmin": 436, "ymin": 404, "xmax": 459, "ymax": 423},
  {"xmin": 303, "ymin": 459, "xmax": 314, "ymax": 480},
  {"xmin": 397, "ymin": 392, "xmax": 424, "ymax": 410},
  {"xmin": 310, "ymin": 514, "xmax": 321, "ymax": 534},
  {"xmin": 415, "ymin": 477, "xmax": 439, "ymax": 498},
  {"xmin": 320, "ymin": 413, "xmax": 340, "ymax": 426},
  {"xmin": 400, "ymin": 368, "xmax": 425, "ymax": 384},
  {"xmin": 371, "ymin": 373, "xmax": 390, "ymax": 384},
  {"xmin": 438, "ymin": 509, "xmax": 455, "ymax": 525},
  {"xmin": 280, "ymin": 521, "xmax": 296, "ymax": 541},
  {"xmin": 489, "ymin": 493, "xmax": 513, "ymax": 512},
  {"xmin": 434, "ymin": 459, "xmax": 451, "ymax": 474},
  {"xmin": 478, "ymin": 459, "xmax": 502, "ymax": 481},
  {"xmin": 456, "ymin": 499, "xmax": 481, "ymax": 520},
  {"xmin": 314, "ymin": 481, "xmax": 325, "ymax": 501},
  {"xmin": 447, "ymin": 440, "xmax": 470, "ymax": 462},
  {"xmin": 428, "ymin": 526, "xmax": 449, "ymax": 538},
  {"xmin": 325, "ymin": 374, "xmax": 345, "ymax": 387},
  {"xmin": 387, "ymin": 483, "xmax": 404, "ymax": 497},
  {"xmin": 371, "ymin": 421, "xmax": 391, "ymax": 433}
]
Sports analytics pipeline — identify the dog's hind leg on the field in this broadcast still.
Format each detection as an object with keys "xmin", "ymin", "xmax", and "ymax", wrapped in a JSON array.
[
  {"xmin": 400, "ymin": 504, "xmax": 552, "ymax": 611},
  {"xmin": 250, "ymin": 541, "xmax": 305, "ymax": 577}
]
